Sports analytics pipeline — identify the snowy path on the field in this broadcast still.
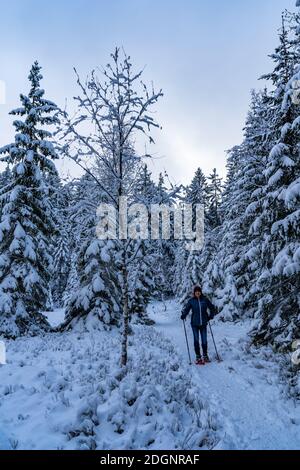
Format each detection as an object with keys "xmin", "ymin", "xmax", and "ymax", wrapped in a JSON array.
[
  {"xmin": 148, "ymin": 299, "xmax": 300, "ymax": 450},
  {"xmin": 0, "ymin": 300, "xmax": 299, "ymax": 450}
]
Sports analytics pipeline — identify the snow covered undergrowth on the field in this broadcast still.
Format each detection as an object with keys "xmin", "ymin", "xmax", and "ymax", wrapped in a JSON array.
[
  {"xmin": 1, "ymin": 299, "xmax": 299, "ymax": 450},
  {"xmin": 0, "ymin": 308, "xmax": 221, "ymax": 450},
  {"xmin": 149, "ymin": 300, "xmax": 300, "ymax": 450}
]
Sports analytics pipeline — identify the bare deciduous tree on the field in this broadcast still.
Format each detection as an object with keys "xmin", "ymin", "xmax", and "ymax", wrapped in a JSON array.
[{"xmin": 57, "ymin": 48, "xmax": 163, "ymax": 366}]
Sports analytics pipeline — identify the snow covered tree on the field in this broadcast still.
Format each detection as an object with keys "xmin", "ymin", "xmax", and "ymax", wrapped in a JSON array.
[
  {"xmin": 129, "ymin": 165, "xmax": 160, "ymax": 314},
  {"xmin": 206, "ymin": 168, "xmax": 223, "ymax": 228},
  {"xmin": 178, "ymin": 168, "xmax": 208, "ymax": 303},
  {"xmin": 0, "ymin": 61, "xmax": 59, "ymax": 338},
  {"xmin": 127, "ymin": 240, "xmax": 156, "ymax": 325},
  {"xmin": 0, "ymin": 166, "xmax": 12, "ymax": 216},
  {"xmin": 251, "ymin": 14, "xmax": 300, "ymax": 349},
  {"xmin": 207, "ymin": 90, "xmax": 272, "ymax": 320},
  {"xmin": 201, "ymin": 8, "xmax": 300, "ymax": 348},
  {"xmin": 62, "ymin": 252, "xmax": 80, "ymax": 307},
  {"xmin": 134, "ymin": 164, "xmax": 158, "ymax": 204},
  {"xmin": 59, "ymin": 173, "xmax": 121, "ymax": 330},
  {"xmin": 234, "ymin": 90, "xmax": 273, "ymax": 317},
  {"xmin": 0, "ymin": 166, "xmax": 12, "ymax": 189},
  {"xmin": 186, "ymin": 167, "xmax": 207, "ymax": 218},
  {"xmin": 261, "ymin": 11, "xmax": 299, "ymax": 104},
  {"xmin": 54, "ymin": 178, "xmax": 81, "ymax": 307},
  {"xmin": 151, "ymin": 172, "xmax": 179, "ymax": 301},
  {"xmin": 58, "ymin": 49, "xmax": 164, "ymax": 365},
  {"xmin": 50, "ymin": 181, "xmax": 72, "ymax": 307}
]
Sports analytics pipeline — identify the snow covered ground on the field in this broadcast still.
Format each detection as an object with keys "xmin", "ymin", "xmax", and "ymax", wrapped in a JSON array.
[
  {"xmin": 149, "ymin": 299, "xmax": 300, "ymax": 450},
  {"xmin": 0, "ymin": 303, "xmax": 220, "ymax": 450},
  {"xmin": 0, "ymin": 299, "xmax": 299, "ymax": 450}
]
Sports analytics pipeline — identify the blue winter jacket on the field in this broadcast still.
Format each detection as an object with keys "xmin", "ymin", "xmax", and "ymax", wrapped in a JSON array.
[{"xmin": 181, "ymin": 296, "xmax": 216, "ymax": 326}]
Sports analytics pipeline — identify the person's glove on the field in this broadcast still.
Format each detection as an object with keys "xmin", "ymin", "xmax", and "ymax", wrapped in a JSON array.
[{"xmin": 181, "ymin": 313, "xmax": 186, "ymax": 321}]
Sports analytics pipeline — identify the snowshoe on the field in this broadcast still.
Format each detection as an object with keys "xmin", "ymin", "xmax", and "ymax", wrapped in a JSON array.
[{"xmin": 195, "ymin": 358, "xmax": 205, "ymax": 365}]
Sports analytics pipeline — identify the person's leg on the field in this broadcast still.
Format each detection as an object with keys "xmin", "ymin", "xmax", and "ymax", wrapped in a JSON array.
[
  {"xmin": 200, "ymin": 326, "xmax": 208, "ymax": 357},
  {"xmin": 191, "ymin": 325, "xmax": 201, "ymax": 359}
]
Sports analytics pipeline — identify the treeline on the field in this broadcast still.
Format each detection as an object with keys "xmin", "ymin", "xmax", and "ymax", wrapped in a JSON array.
[{"xmin": 0, "ymin": 5, "xmax": 299, "ymax": 364}]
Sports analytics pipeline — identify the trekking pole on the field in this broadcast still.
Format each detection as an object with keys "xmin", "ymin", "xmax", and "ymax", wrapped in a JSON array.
[
  {"xmin": 182, "ymin": 320, "xmax": 192, "ymax": 365},
  {"xmin": 208, "ymin": 321, "xmax": 222, "ymax": 362}
]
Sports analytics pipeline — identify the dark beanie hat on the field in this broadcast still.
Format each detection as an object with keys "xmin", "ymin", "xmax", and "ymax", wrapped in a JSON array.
[{"xmin": 193, "ymin": 285, "xmax": 202, "ymax": 295}]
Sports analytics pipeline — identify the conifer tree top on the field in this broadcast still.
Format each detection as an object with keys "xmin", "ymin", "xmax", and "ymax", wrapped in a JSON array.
[{"xmin": 0, "ymin": 61, "xmax": 59, "ymax": 176}]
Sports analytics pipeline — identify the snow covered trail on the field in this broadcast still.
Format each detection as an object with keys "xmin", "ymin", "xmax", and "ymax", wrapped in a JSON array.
[
  {"xmin": 0, "ymin": 300, "xmax": 299, "ymax": 450},
  {"xmin": 148, "ymin": 299, "xmax": 300, "ymax": 450}
]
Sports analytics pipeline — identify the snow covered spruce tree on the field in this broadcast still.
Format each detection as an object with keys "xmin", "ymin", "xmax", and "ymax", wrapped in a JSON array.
[
  {"xmin": 150, "ymin": 172, "xmax": 179, "ymax": 301},
  {"xmin": 206, "ymin": 168, "xmax": 223, "ymax": 228},
  {"xmin": 186, "ymin": 167, "xmax": 208, "ymax": 218},
  {"xmin": 197, "ymin": 169, "xmax": 223, "ymax": 303},
  {"xmin": 58, "ymin": 49, "xmax": 163, "ymax": 365},
  {"xmin": 60, "ymin": 172, "xmax": 121, "ymax": 330},
  {"xmin": 207, "ymin": 90, "xmax": 272, "ymax": 320},
  {"xmin": 127, "ymin": 165, "xmax": 159, "ymax": 321},
  {"xmin": 51, "ymin": 181, "xmax": 72, "ymax": 307},
  {"xmin": 204, "ymin": 8, "xmax": 300, "ymax": 346},
  {"xmin": 130, "ymin": 166, "xmax": 179, "ymax": 310},
  {"xmin": 60, "ymin": 178, "xmax": 86, "ymax": 307},
  {"xmin": 251, "ymin": 10, "xmax": 300, "ymax": 349},
  {"xmin": 231, "ymin": 90, "xmax": 273, "ymax": 319},
  {"xmin": 0, "ymin": 61, "xmax": 60, "ymax": 338},
  {"xmin": 178, "ymin": 167, "xmax": 208, "ymax": 304},
  {"xmin": 0, "ymin": 166, "xmax": 12, "ymax": 217}
]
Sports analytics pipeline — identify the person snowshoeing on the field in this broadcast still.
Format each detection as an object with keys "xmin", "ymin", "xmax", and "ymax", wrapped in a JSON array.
[{"xmin": 181, "ymin": 285, "xmax": 216, "ymax": 365}]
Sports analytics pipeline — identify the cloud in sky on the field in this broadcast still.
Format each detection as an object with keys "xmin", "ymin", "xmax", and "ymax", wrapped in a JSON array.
[{"xmin": 0, "ymin": 0, "xmax": 296, "ymax": 184}]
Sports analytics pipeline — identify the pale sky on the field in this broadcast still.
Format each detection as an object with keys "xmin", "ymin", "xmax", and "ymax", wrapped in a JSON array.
[{"xmin": 0, "ymin": 0, "xmax": 297, "ymax": 185}]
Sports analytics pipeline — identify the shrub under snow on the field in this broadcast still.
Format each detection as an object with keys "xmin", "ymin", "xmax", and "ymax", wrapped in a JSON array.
[{"xmin": 0, "ymin": 324, "xmax": 221, "ymax": 450}]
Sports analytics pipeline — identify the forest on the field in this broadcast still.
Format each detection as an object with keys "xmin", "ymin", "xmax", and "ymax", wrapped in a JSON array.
[{"xmin": 0, "ymin": 1, "xmax": 299, "ymax": 453}]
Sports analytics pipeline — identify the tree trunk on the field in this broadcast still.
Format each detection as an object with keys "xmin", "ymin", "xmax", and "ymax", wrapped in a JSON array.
[{"xmin": 121, "ymin": 250, "xmax": 129, "ymax": 367}]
